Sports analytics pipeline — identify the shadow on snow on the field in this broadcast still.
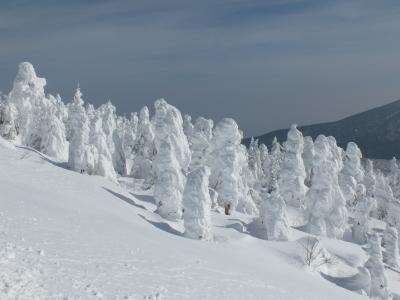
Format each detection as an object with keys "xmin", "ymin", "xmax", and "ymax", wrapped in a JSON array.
[
  {"xmin": 138, "ymin": 214, "xmax": 182, "ymax": 237},
  {"xmin": 103, "ymin": 187, "xmax": 147, "ymax": 211}
]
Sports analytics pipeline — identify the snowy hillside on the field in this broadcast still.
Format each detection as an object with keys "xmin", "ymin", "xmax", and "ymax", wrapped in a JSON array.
[
  {"xmin": 3, "ymin": 62, "xmax": 400, "ymax": 299},
  {"xmin": 0, "ymin": 137, "xmax": 375, "ymax": 299}
]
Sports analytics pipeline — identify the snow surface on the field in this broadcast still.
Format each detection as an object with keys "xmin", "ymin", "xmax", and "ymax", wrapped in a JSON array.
[{"xmin": 0, "ymin": 137, "xmax": 393, "ymax": 299}]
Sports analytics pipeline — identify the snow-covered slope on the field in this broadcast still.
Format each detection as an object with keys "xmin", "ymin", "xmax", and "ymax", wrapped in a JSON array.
[{"xmin": 0, "ymin": 138, "xmax": 369, "ymax": 299}]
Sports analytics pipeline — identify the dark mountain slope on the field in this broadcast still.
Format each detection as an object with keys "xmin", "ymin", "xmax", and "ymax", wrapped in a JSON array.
[{"xmin": 244, "ymin": 100, "xmax": 400, "ymax": 159}]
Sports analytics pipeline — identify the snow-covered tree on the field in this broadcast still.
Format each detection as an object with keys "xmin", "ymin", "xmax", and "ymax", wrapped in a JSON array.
[
  {"xmin": 384, "ymin": 225, "xmax": 400, "ymax": 269},
  {"xmin": 305, "ymin": 135, "xmax": 347, "ymax": 239},
  {"xmin": 38, "ymin": 95, "xmax": 68, "ymax": 160},
  {"xmin": 98, "ymin": 101, "xmax": 126, "ymax": 175},
  {"xmin": 278, "ymin": 124, "xmax": 307, "ymax": 207},
  {"xmin": 304, "ymin": 135, "xmax": 332, "ymax": 236},
  {"xmin": 373, "ymin": 171, "xmax": 394, "ymax": 220},
  {"xmin": 130, "ymin": 106, "xmax": 155, "ymax": 187},
  {"xmin": 259, "ymin": 143, "xmax": 269, "ymax": 175},
  {"xmin": 116, "ymin": 114, "xmax": 138, "ymax": 174},
  {"xmin": 183, "ymin": 166, "xmax": 212, "ymax": 240},
  {"xmin": 387, "ymin": 200, "xmax": 400, "ymax": 246},
  {"xmin": 183, "ymin": 114, "xmax": 194, "ymax": 139},
  {"xmin": 188, "ymin": 117, "xmax": 213, "ymax": 171},
  {"xmin": 339, "ymin": 142, "xmax": 364, "ymax": 207},
  {"xmin": 153, "ymin": 99, "xmax": 190, "ymax": 220},
  {"xmin": 153, "ymin": 136, "xmax": 186, "ymax": 220},
  {"xmin": 365, "ymin": 233, "xmax": 390, "ymax": 299},
  {"xmin": 388, "ymin": 157, "xmax": 400, "ymax": 199},
  {"xmin": 326, "ymin": 137, "xmax": 347, "ymax": 239},
  {"xmin": 0, "ymin": 98, "xmax": 18, "ymax": 140},
  {"xmin": 260, "ymin": 183, "xmax": 290, "ymax": 241},
  {"xmin": 327, "ymin": 136, "xmax": 344, "ymax": 172},
  {"xmin": 7, "ymin": 62, "xmax": 46, "ymax": 146},
  {"xmin": 352, "ymin": 184, "xmax": 375, "ymax": 244},
  {"xmin": 248, "ymin": 137, "xmax": 263, "ymax": 182},
  {"xmin": 302, "ymin": 136, "xmax": 314, "ymax": 187},
  {"xmin": 266, "ymin": 137, "xmax": 282, "ymax": 192},
  {"xmin": 208, "ymin": 118, "xmax": 242, "ymax": 215},
  {"xmin": 68, "ymin": 88, "xmax": 90, "ymax": 173},
  {"xmin": 153, "ymin": 99, "xmax": 190, "ymax": 170},
  {"xmin": 236, "ymin": 144, "xmax": 258, "ymax": 215},
  {"xmin": 88, "ymin": 110, "xmax": 117, "ymax": 180},
  {"xmin": 364, "ymin": 159, "xmax": 377, "ymax": 199}
]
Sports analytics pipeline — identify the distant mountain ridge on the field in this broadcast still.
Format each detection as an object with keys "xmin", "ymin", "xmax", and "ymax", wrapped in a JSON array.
[{"xmin": 244, "ymin": 99, "xmax": 400, "ymax": 159}]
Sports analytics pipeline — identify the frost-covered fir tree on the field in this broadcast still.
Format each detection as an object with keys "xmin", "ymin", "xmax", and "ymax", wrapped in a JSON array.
[
  {"xmin": 388, "ymin": 157, "xmax": 400, "ymax": 199},
  {"xmin": 260, "ymin": 182, "xmax": 290, "ymax": 241},
  {"xmin": 88, "ymin": 111, "xmax": 117, "ymax": 180},
  {"xmin": 0, "ymin": 98, "xmax": 18, "ymax": 140},
  {"xmin": 352, "ymin": 184, "xmax": 375, "ymax": 244},
  {"xmin": 68, "ymin": 88, "xmax": 90, "ymax": 173},
  {"xmin": 384, "ymin": 225, "xmax": 400, "ymax": 269},
  {"xmin": 259, "ymin": 143, "xmax": 269, "ymax": 175},
  {"xmin": 236, "ymin": 144, "xmax": 259, "ymax": 215},
  {"xmin": 326, "ymin": 136, "xmax": 348, "ymax": 239},
  {"xmin": 327, "ymin": 136, "xmax": 344, "ymax": 172},
  {"xmin": 38, "ymin": 95, "xmax": 68, "ymax": 160},
  {"xmin": 208, "ymin": 118, "xmax": 241, "ymax": 215},
  {"xmin": 339, "ymin": 142, "xmax": 364, "ymax": 207},
  {"xmin": 365, "ymin": 233, "xmax": 390, "ymax": 299},
  {"xmin": 278, "ymin": 124, "xmax": 307, "ymax": 207},
  {"xmin": 153, "ymin": 99, "xmax": 190, "ymax": 220},
  {"xmin": 130, "ymin": 106, "xmax": 155, "ymax": 187},
  {"xmin": 373, "ymin": 171, "xmax": 394, "ymax": 220},
  {"xmin": 7, "ymin": 62, "xmax": 52, "ymax": 149},
  {"xmin": 266, "ymin": 137, "xmax": 282, "ymax": 192},
  {"xmin": 248, "ymin": 137, "xmax": 263, "ymax": 182},
  {"xmin": 387, "ymin": 200, "xmax": 400, "ymax": 248},
  {"xmin": 364, "ymin": 159, "xmax": 377, "ymax": 199},
  {"xmin": 183, "ymin": 114, "xmax": 194, "ymax": 139},
  {"xmin": 305, "ymin": 135, "xmax": 347, "ymax": 239},
  {"xmin": 302, "ymin": 136, "xmax": 314, "ymax": 187},
  {"xmin": 183, "ymin": 166, "xmax": 212, "ymax": 240},
  {"xmin": 98, "ymin": 101, "xmax": 126, "ymax": 175},
  {"xmin": 117, "ymin": 113, "xmax": 138, "ymax": 173},
  {"xmin": 7, "ymin": 62, "xmax": 45, "ymax": 145},
  {"xmin": 187, "ymin": 117, "xmax": 213, "ymax": 171},
  {"xmin": 154, "ymin": 136, "xmax": 186, "ymax": 220},
  {"xmin": 304, "ymin": 135, "xmax": 332, "ymax": 236},
  {"xmin": 153, "ymin": 99, "xmax": 190, "ymax": 170}
]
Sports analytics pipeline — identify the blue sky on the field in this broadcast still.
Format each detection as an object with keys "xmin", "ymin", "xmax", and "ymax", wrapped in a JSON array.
[{"xmin": 1, "ymin": 0, "xmax": 400, "ymax": 136}]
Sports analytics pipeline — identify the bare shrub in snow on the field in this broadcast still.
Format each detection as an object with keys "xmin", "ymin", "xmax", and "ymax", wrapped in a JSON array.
[{"xmin": 298, "ymin": 237, "xmax": 337, "ymax": 268}]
